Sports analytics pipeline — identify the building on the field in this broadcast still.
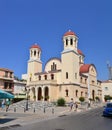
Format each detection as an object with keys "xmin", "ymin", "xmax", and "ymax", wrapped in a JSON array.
[
  {"xmin": 14, "ymin": 80, "xmax": 26, "ymax": 99},
  {"xmin": 26, "ymin": 30, "xmax": 102, "ymax": 102},
  {"xmin": 101, "ymin": 80, "xmax": 112, "ymax": 102},
  {"xmin": 101, "ymin": 64, "xmax": 112, "ymax": 102},
  {"xmin": 21, "ymin": 74, "xmax": 27, "ymax": 81},
  {"xmin": 0, "ymin": 67, "xmax": 27, "ymax": 99},
  {"xmin": 0, "ymin": 68, "xmax": 14, "ymax": 94}
]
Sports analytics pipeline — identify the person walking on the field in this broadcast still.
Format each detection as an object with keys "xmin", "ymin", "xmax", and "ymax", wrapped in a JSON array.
[
  {"xmin": 1, "ymin": 100, "xmax": 5, "ymax": 110},
  {"xmin": 6, "ymin": 99, "xmax": 10, "ymax": 112},
  {"xmin": 70, "ymin": 98, "xmax": 74, "ymax": 111},
  {"xmin": 75, "ymin": 102, "xmax": 78, "ymax": 111}
]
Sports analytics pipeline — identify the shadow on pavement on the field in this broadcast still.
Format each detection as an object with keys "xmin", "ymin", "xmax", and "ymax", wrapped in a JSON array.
[
  {"xmin": 0, "ymin": 118, "xmax": 15, "ymax": 124},
  {"xmin": 0, "ymin": 124, "xmax": 21, "ymax": 130}
]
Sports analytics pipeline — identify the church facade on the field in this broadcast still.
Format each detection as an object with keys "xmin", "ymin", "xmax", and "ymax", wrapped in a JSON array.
[{"xmin": 26, "ymin": 30, "xmax": 102, "ymax": 102}]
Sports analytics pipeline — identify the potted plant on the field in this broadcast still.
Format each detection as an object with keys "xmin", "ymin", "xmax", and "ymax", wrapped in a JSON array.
[
  {"xmin": 45, "ymin": 96, "xmax": 49, "ymax": 101},
  {"xmin": 95, "ymin": 96, "xmax": 100, "ymax": 102},
  {"xmin": 41, "ymin": 96, "xmax": 43, "ymax": 101},
  {"xmin": 28, "ymin": 95, "xmax": 30, "ymax": 100},
  {"xmin": 79, "ymin": 97, "xmax": 85, "ymax": 105},
  {"xmin": 33, "ymin": 95, "xmax": 36, "ymax": 101}
]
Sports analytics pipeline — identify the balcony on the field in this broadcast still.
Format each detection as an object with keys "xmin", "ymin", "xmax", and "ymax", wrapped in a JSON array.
[
  {"xmin": 2, "ymin": 88, "xmax": 13, "ymax": 92},
  {"xmin": 28, "ymin": 79, "xmax": 57, "ymax": 86},
  {"xmin": 0, "ymin": 75, "xmax": 14, "ymax": 81}
]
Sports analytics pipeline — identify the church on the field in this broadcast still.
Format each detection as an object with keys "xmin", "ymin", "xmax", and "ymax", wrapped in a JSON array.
[{"xmin": 26, "ymin": 30, "xmax": 102, "ymax": 102}]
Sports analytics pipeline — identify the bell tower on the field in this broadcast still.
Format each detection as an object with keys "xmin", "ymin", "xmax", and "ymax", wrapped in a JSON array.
[
  {"xmin": 61, "ymin": 30, "xmax": 80, "ymax": 84},
  {"xmin": 63, "ymin": 30, "xmax": 78, "ymax": 52},
  {"xmin": 27, "ymin": 43, "xmax": 42, "ymax": 83}
]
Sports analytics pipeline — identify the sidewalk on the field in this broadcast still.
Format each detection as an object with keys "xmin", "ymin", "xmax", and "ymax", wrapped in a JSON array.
[
  {"xmin": 0, "ymin": 106, "xmax": 71, "ymax": 128},
  {"xmin": 0, "ymin": 102, "xmax": 104, "ymax": 128}
]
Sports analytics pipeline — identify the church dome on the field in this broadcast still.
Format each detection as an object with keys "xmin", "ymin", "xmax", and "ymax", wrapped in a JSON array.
[
  {"xmin": 64, "ymin": 30, "xmax": 76, "ymax": 36},
  {"xmin": 30, "ymin": 44, "xmax": 41, "ymax": 50},
  {"xmin": 80, "ymin": 64, "xmax": 91, "ymax": 73}
]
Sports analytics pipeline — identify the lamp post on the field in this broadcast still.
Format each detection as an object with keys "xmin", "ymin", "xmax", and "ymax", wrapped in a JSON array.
[
  {"xmin": 25, "ymin": 87, "xmax": 30, "ymax": 111},
  {"xmin": 87, "ymin": 73, "xmax": 91, "ymax": 108},
  {"xmin": 88, "ymin": 73, "xmax": 90, "ymax": 100}
]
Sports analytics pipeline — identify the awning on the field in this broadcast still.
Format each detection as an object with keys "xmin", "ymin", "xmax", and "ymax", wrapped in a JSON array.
[{"xmin": 0, "ymin": 89, "xmax": 14, "ymax": 99}]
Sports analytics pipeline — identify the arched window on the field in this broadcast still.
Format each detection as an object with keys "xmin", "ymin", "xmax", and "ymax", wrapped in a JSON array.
[
  {"xmin": 81, "ymin": 91, "xmax": 83, "ymax": 97},
  {"xmin": 80, "ymin": 77, "xmax": 82, "ymax": 83},
  {"xmin": 76, "ymin": 90, "xmax": 78, "ymax": 97},
  {"xmin": 39, "ymin": 75, "xmax": 41, "ymax": 80},
  {"xmin": 51, "ymin": 65, "xmax": 53, "ymax": 71},
  {"xmin": 70, "ymin": 38, "xmax": 73, "ymax": 45},
  {"xmin": 65, "ymin": 89, "xmax": 68, "ymax": 97},
  {"xmin": 34, "ymin": 50, "xmax": 36, "ymax": 56},
  {"xmin": 54, "ymin": 64, "xmax": 57, "ymax": 70},
  {"xmin": 44, "ymin": 75, "xmax": 47, "ymax": 80},
  {"xmin": 66, "ymin": 72, "xmax": 68, "ymax": 79},
  {"xmin": 85, "ymin": 78, "xmax": 87, "ymax": 84},
  {"xmin": 66, "ymin": 39, "xmax": 68, "ymax": 46},
  {"xmin": 92, "ymin": 80, "xmax": 95, "ymax": 85},
  {"xmin": 51, "ymin": 74, "xmax": 54, "ymax": 80},
  {"xmin": 92, "ymin": 90, "xmax": 95, "ymax": 100},
  {"xmin": 51, "ymin": 62, "xmax": 57, "ymax": 71}
]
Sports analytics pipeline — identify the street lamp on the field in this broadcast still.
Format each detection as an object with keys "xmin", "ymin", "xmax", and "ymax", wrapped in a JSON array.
[
  {"xmin": 87, "ymin": 73, "xmax": 91, "ymax": 108},
  {"xmin": 25, "ymin": 87, "xmax": 30, "ymax": 111},
  {"xmin": 87, "ymin": 73, "xmax": 90, "ymax": 99}
]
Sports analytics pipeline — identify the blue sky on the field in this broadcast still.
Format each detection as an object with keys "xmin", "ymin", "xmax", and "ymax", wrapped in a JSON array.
[{"xmin": 0, "ymin": 0, "xmax": 112, "ymax": 80}]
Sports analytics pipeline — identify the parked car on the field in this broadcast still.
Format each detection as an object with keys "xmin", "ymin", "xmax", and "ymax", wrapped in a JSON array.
[{"xmin": 103, "ymin": 102, "xmax": 112, "ymax": 117}]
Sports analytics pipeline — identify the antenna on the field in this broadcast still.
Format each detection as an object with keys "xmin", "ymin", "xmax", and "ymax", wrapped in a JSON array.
[{"xmin": 107, "ymin": 61, "xmax": 112, "ymax": 80}]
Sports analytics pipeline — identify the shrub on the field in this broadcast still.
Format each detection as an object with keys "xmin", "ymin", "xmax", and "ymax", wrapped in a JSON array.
[
  {"xmin": 57, "ymin": 98, "xmax": 66, "ymax": 106},
  {"xmin": 45, "ymin": 96, "xmax": 49, "ymax": 101},
  {"xmin": 33, "ymin": 95, "xmax": 36, "ymax": 101},
  {"xmin": 79, "ymin": 97, "xmax": 85, "ymax": 103},
  {"xmin": 95, "ymin": 96, "xmax": 100, "ymax": 101},
  {"xmin": 104, "ymin": 95, "xmax": 112, "ymax": 101},
  {"xmin": 12, "ymin": 98, "xmax": 25, "ymax": 103},
  {"xmin": 41, "ymin": 96, "xmax": 43, "ymax": 100},
  {"xmin": 89, "ymin": 98, "xmax": 93, "ymax": 101}
]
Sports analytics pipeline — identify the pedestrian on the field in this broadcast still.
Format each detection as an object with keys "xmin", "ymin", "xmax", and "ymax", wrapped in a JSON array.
[
  {"xmin": 6, "ymin": 99, "xmax": 10, "ymax": 112},
  {"xmin": 75, "ymin": 102, "xmax": 78, "ymax": 111},
  {"xmin": 70, "ymin": 98, "xmax": 74, "ymax": 111},
  {"xmin": 1, "ymin": 100, "xmax": 5, "ymax": 110},
  {"xmin": 88, "ymin": 100, "xmax": 91, "ymax": 108}
]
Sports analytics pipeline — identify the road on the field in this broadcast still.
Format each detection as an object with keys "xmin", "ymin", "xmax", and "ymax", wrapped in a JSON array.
[{"xmin": 2, "ymin": 107, "xmax": 112, "ymax": 130}]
